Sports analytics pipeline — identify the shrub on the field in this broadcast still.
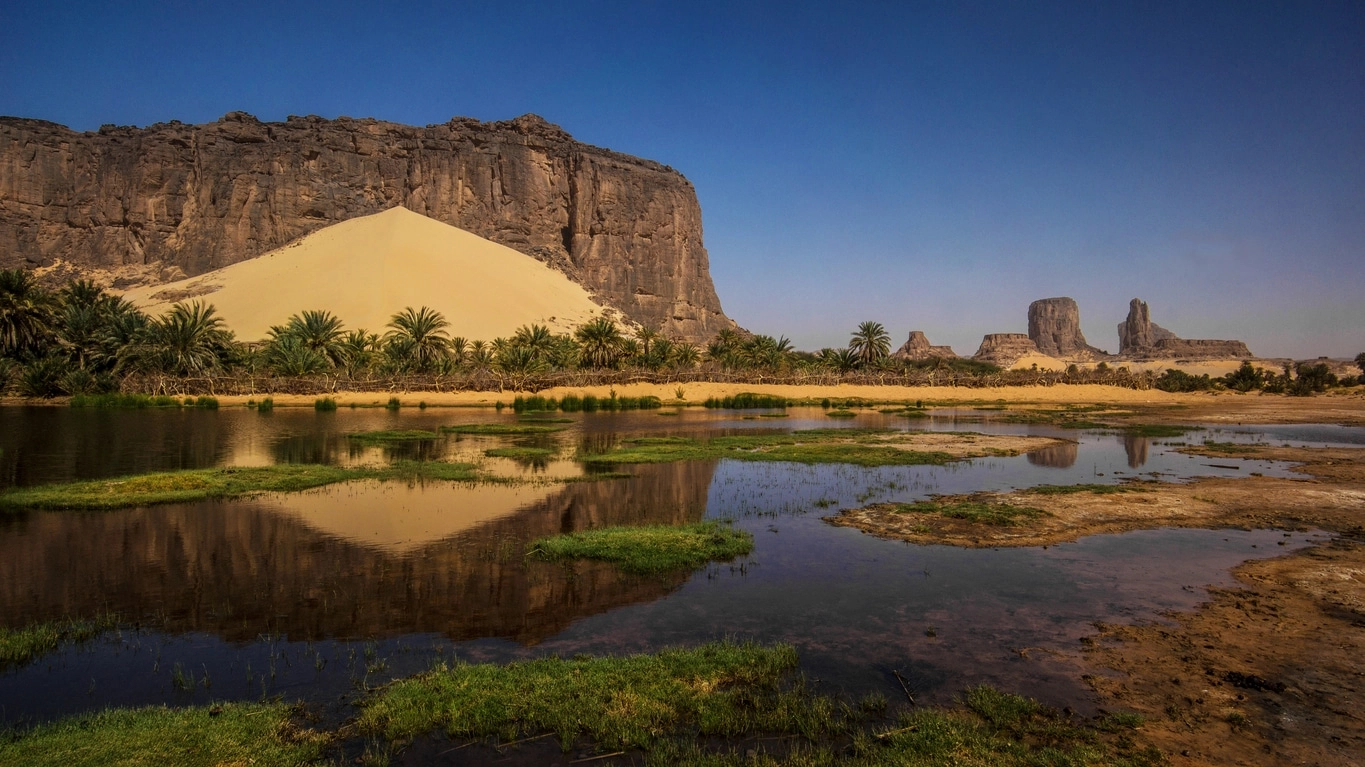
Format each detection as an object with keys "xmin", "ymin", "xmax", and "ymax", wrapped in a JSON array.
[
  {"xmin": 19, "ymin": 357, "xmax": 69, "ymax": 398},
  {"xmin": 1154, "ymin": 368, "xmax": 1215, "ymax": 393},
  {"xmin": 1220, "ymin": 361, "xmax": 1265, "ymax": 392},
  {"xmin": 314, "ymin": 397, "xmax": 338, "ymax": 411},
  {"xmin": 257, "ymin": 397, "xmax": 274, "ymax": 412},
  {"xmin": 386, "ymin": 397, "xmax": 401, "ymax": 410},
  {"xmin": 193, "ymin": 396, "xmax": 219, "ymax": 409},
  {"xmin": 703, "ymin": 393, "xmax": 788, "ymax": 409},
  {"xmin": 1288, "ymin": 363, "xmax": 1335, "ymax": 396}
]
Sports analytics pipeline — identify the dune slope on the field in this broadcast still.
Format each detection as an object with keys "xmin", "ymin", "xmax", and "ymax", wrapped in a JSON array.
[{"xmin": 120, "ymin": 206, "xmax": 615, "ymax": 341}]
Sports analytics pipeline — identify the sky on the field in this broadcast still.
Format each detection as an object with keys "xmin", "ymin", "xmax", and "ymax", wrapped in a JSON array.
[{"xmin": 2, "ymin": 0, "xmax": 1362, "ymax": 357}]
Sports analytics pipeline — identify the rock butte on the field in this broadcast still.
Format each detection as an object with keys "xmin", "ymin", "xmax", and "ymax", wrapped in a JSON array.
[
  {"xmin": 892, "ymin": 331, "xmax": 957, "ymax": 360},
  {"xmin": 118, "ymin": 206, "xmax": 616, "ymax": 342},
  {"xmin": 0, "ymin": 112, "xmax": 735, "ymax": 341}
]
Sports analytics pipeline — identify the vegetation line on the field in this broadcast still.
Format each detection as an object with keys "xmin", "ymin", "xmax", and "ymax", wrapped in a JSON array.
[
  {"xmin": 528, "ymin": 522, "xmax": 753, "ymax": 574},
  {"xmin": 0, "ymin": 461, "xmax": 481, "ymax": 511}
]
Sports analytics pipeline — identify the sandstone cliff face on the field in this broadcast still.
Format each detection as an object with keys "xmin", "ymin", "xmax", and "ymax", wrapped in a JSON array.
[
  {"xmin": 972, "ymin": 333, "xmax": 1039, "ymax": 366},
  {"xmin": 1117, "ymin": 298, "xmax": 1252, "ymax": 359},
  {"xmin": 1027, "ymin": 297, "xmax": 1105, "ymax": 359},
  {"xmin": 892, "ymin": 330, "xmax": 957, "ymax": 360},
  {"xmin": 0, "ymin": 112, "xmax": 734, "ymax": 341}
]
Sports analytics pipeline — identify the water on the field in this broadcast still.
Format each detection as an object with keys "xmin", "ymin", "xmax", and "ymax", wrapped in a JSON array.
[{"xmin": 0, "ymin": 405, "xmax": 1351, "ymax": 726}]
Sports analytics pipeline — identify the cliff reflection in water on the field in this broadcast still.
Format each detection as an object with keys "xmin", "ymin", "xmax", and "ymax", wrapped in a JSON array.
[
  {"xmin": 1026, "ymin": 441, "xmax": 1078, "ymax": 469},
  {"xmin": 0, "ymin": 461, "xmax": 716, "ymax": 644},
  {"xmin": 1123, "ymin": 435, "xmax": 1151, "ymax": 468}
]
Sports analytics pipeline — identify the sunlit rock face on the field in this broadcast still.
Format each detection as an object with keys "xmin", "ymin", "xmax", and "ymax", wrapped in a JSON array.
[
  {"xmin": 1117, "ymin": 298, "xmax": 1252, "ymax": 359},
  {"xmin": 0, "ymin": 112, "xmax": 735, "ymax": 341},
  {"xmin": 1027, "ymin": 297, "xmax": 1106, "ymax": 360}
]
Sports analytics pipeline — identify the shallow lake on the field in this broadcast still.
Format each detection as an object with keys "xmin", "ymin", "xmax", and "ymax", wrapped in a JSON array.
[{"xmin": 0, "ymin": 405, "xmax": 1349, "ymax": 727}]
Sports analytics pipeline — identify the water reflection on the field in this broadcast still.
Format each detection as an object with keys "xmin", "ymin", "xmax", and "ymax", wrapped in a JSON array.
[
  {"xmin": 0, "ymin": 461, "xmax": 716, "ymax": 644},
  {"xmin": 1122, "ymin": 435, "xmax": 1150, "ymax": 468},
  {"xmin": 1026, "ymin": 442, "xmax": 1078, "ymax": 468}
]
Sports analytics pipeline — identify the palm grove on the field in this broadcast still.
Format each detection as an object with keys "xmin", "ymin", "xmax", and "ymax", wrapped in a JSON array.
[{"xmin": 3, "ymin": 270, "xmax": 1360, "ymax": 397}]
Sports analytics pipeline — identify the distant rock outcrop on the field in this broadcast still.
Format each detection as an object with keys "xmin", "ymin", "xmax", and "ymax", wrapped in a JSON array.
[
  {"xmin": 1027, "ymin": 297, "xmax": 1106, "ymax": 359},
  {"xmin": 892, "ymin": 331, "xmax": 957, "ymax": 360},
  {"xmin": 1117, "ymin": 298, "xmax": 1252, "ymax": 359},
  {"xmin": 972, "ymin": 333, "xmax": 1039, "ymax": 366},
  {"xmin": 0, "ymin": 112, "xmax": 735, "ymax": 341}
]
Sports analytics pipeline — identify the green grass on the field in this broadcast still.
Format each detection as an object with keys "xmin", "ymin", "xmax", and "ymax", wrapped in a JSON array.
[
  {"xmin": 356, "ymin": 644, "xmax": 1157, "ymax": 765},
  {"xmin": 0, "ymin": 461, "xmax": 481, "ymax": 511},
  {"xmin": 441, "ymin": 423, "xmax": 569, "ymax": 435},
  {"xmin": 529, "ymin": 521, "xmax": 753, "ymax": 574},
  {"xmin": 703, "ymin": 393, "xmax": 789, "ymax": 409},
  {"xmin": 826, "ymin": 410, "xmax": 858, "ymax": 418},
  {"xmin": 0, "ymin": 614, "xmax": 119, "ymax": 668},
  {"xmin": 69, "ymin": 393, "xmax": 181, "ymax": 409},
  {"xmin": 0, "ymin": 702, "xmax": 326, "ymax": 767},
  {"xmin": 314, "ymin": 397, "xmax": 337, "ymax": 411},
  {"xmin": 347, "ymin": 429, "xmax": 442, "ymax": 445},
  {"xmin": 484, "ymin": 446, "xmax": 557, "ymax": 459},
  {"xmin": 891, "ymin": 500, "xmax": 1048, "ymax": 526},
  {"xmin": 578, "ymin": 429, "xmax": 959, "ymax": 468},
  {"xmin": 1024, "ymin": 483, "xmax": 1148, "ymax": 495},
  {"xmin": 1124, "ymin": 424, "xmax": 1201, "ymax": 438}
]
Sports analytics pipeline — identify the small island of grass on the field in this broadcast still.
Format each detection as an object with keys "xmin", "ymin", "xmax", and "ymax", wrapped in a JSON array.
[{"xmin": 528, "ymin": 521, "xmax": 753, "ymax": 574}]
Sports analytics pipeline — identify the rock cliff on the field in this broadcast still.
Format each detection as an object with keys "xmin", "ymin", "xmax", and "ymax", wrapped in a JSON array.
[
  {"xmin": 892, "ymin": 330, "xmax": 957, "ymax": 360},
  {"xmin": 1117, "ymin": 298, "xmax": 1252, "ymax": 359},
  {"xmin": 0, "ymin": 112, "xmax": 734, "ymax": 341},
  {"xmin": 972, "ymin": 333, "xmax": 1039, "ymax": 366},
  {"xmin": 1027, "ymin": 297, "xmax": 1106, "ymax": 359}
]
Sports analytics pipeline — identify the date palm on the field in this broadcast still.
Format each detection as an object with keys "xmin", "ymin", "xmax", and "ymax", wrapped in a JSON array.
[
  {"xmin": 270, "ymin": 310, "xmax": 347, "ymax": 367},
  {"xmin": 848, "ymin": 321, "xmax": 891, "ymax": 368},
  {"xmin": 575, "ymin": 317, "xmax": 624, "ymax": 369},
  {"xmin": 0, "ymin": 268, "xmax": 54, "ymax": 359},
  {"xmin": 146, "ymin": 301, "xmax": 233, "ymax": 375},
  {"xmin": 385, "ymin": 306, "xmax": 450, "ymax": 372}
]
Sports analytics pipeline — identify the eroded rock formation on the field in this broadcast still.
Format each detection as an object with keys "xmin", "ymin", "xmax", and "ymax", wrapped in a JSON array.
[
  {"xmin": 0, "ymin": 112, "xmax": 734, "ymax": 340},
  {"xmin": 892, "ymin": 330, "xmax": 957, "ymax": 360},
  {"xmin": 972, "ymin": 333, "xmax": 1039, "ymax": 366},
  {"xmin": 1027, "ymin": 297, "xmax": 1106, "ymax": 359},
  {"xmin": 1117, "ymin": 298, "xmax": 1252, "ymax": 359}
]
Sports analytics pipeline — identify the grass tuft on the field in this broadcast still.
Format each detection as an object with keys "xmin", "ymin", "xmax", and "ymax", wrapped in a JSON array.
[
  {"xmin": 0, "ymin": 702, "xmax": 326, "ymax": 767},
  {"xmin": 347, "ymin": 430, "xmax": 442, "ymax": 445},
  {"xmin": 529, "ymin": 522, "xmax": 753, "ymax": 574},
  {"xmin": 0, "ymin": 614, "xmax": 119, "ymax": 668},
  {"xmin": 891, "ymin": 500, "xmax": 1048, "ymax": 526}
]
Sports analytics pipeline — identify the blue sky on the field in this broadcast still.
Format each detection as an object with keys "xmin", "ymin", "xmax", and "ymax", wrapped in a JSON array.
[{"xmin": 2, "ymin": 1, "xmax": 1361, "ymax": 357}]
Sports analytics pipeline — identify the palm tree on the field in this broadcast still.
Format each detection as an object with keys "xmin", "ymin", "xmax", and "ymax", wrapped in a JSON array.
[
  {"xmin": 848, "ymin": 321, "xmax": 891, "ymax": 368},
  {"xmin": 270, "ymin": 310, "xmax": 347, "ymax": 367},
  {"xmin": 385, "ymin": 306, "xmax": 450, "ymax": 372},
  {"xmin": 449, "ymin": 337, "xmax": 469, "ymax": 367},
  {"xmin": 670, "ymin": 342, "xmax": 701, "ymax": 369},
  {"xmin": 0, "ymin": 268, "xmax": 54, "ymax": 359},
  {"xmin": 575, "ymin": 317, "xmax": 624, "ymax": 369},
  {"xmin": 263, "ymin": 335, "xmax": 329, "ymax": 376},
  {"xmin": 513, "ymin": 324, "xmax": 555, "ymax": 360},
  {"xmin": 339, "ymin": 329, "xmax": 379, "ymax": 376},
  {"xmin": 146, "ymin": 301, "xmax": 233, "ymax": 375}
]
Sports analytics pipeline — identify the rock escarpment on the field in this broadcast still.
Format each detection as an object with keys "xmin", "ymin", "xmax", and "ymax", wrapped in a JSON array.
[
  {"xmin": 892, "ymin": 330, "xmax": 957, "ymax": 360},
  {"xmin": 1117, "ymin": 298, "xmax": 1252, "ymax": 359},
  {"xmin": 1027, "ymin": 297, "xmax": 1106, "ymax": 359},
  {"xmin": 972, "ymin": 333, "xmax": 1039, "ymax": 366},
  {"xmin": 0, "ymin": 112, "xmax": 734, "ymax": 341}
]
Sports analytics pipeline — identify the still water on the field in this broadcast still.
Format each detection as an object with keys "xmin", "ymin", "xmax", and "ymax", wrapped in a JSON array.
[{"xmin": 0, "ymin": 406, "xmax": 1345, "ymax": 726}]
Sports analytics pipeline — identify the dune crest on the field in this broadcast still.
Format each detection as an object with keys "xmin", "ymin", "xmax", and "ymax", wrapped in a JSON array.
[{"xmin": 120, "ymin": 206, "xmax": 616, "ymax": 341}]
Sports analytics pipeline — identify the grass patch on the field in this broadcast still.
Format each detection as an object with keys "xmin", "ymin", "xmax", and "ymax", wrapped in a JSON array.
[
  {"xmin": 314, "ymin": 397, "xmax": 337, "ymax": 411},
  {"xmin": 0, "ymin": 462, "xmax": 481, "ymax": 511},
  {"xmin": 579, "ymin": 429, "xmax": 959, "ymax": 468},
  {"xmin": 356, "ymin": 644, "xmax": 1156, "ymax": 765},
  {"xmin": 703, "ymin": 393, "xmax": 789, "ymax": 409},
  {"xmin": 826, "ymin": 410, "xmax": 858, "ymax": 418},
  {"xmin": 0, "ymin": 614, "xmax": 119, "ymax": 668},
  {"xmin": 69, "ymin": 393, "xmax": 181, "ymax": 409},
  {"xmin": 0, "ymin": 702, "xmax": 326, "ymax": 767},
  {"xmin": 1124, "ymin": 424, "xmax": 1201, "ymax": 438},
  {"xmin": 1024, "ymin": 483, "xmax": 1147, "ymax": 495},
  {"xmin": 529, "ymin": 521, "xmax": 752, "ymax": 575},
  {"xmin": 441, "ymin": 423, "xmax": 568, "ymax": 435},
  {"xmin": 347, "ymin": 429, "xmax": 442, "ymax": 445},
  {"xmin": 1195, "ymin": 441, "xmax": 1264, "ymax": 454},
  {"xmin": 891, "ymin": 500, "xmax": 1048, "ymax": 526},
  {"xmin": 484, "ymin": 447, "xmax": 557, "ymax": 460}
]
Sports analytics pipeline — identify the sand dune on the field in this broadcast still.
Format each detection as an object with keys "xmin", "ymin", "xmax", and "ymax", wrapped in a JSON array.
[{"xmin": 120, "ymin": 206, "xmax": 615, "ymax": 341}]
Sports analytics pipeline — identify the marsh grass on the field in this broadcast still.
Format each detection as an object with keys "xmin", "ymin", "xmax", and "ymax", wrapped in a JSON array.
[
  {"xmin": 69, "ymin": 393, "xmax": 181, "ymax": 409},
  {"xmin": 0, "ymin": 462, "xmax": 481, "ymax": 511},
  {"xmin": 257, "ymin": 397, "xmax": 274, "ymax": 412},
  {"xmin": 1024, "ymin": 483, "xmax": 1150, "ymax": 495},
  {"xmin": 441, "ymin": 423, "xmax": 568, "ymax": 435},
  {"xmin": 0, "ymin": 614, "xmax": 119, "ymax": 668},
  {"xmin": 703, "ymin": 393, "xmax": 789, "ymax": 409},
  {"xmin": 314, "ymin": 397, "xmax": 337, "ymax": 411},
  {"xmin": 356, "ymin": 645, "xmax": 1155, "ymax": 766},
  {"xmin": 1124, "ymin": 424, "xmax": 1201, "ymax": 438},
  {"xmin": 826, "ymin": 410, "xmax": 858, "ymax": 419},
  {"xmin": 484, "ymin": 447, "xmax": 557, "ymax": 460},
  {"xmin": 347, "ymin": 430, "xmax": 442, "ymax": 445},
  {"xmin": 891, "ymin": 500, "xmax": 1047, "ymax": 526},
  {"xmin": 579, "ymin": 430, "xmax": 957, "ymax": 468},
  {"xmin": 528, "ymin": 521, "xmax": 752, "ymax": 574},
  {"xmin": 0, "ymin": 702, "xmax": 326, "ymax": 767},
  {"xmin": 1195, "ymin": 441, "xmax": 1263, "ymax": 454}
]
